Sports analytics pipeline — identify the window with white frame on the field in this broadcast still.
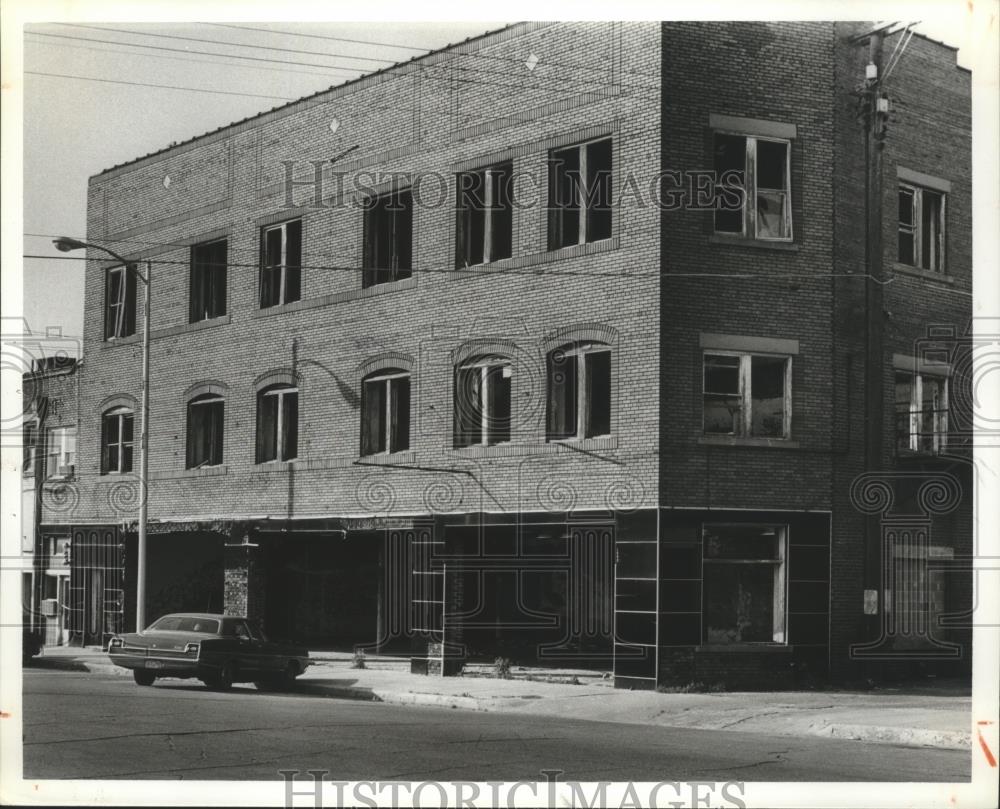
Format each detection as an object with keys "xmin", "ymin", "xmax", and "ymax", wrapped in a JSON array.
[
  {"xmin": 895, "ymin": 371, "xmax": 948, "ymax": 454},
  {"xmin": 256, "ymin": 384, "xmax": 298, "ymax": 463},
  {"xmin": 546, "ymin": 342, "xmax": 611, "ymax": 440},
  {"xmin": 456, "ymin": 162, "xmax": 513, "ymax": 268},
  {"xmin": 361, "ymin": 370, "xmax": 410, "ymax": 456},
  {"xmin": 104, "ymin": 265, "xmax": 137, "ymax": 340},
  {"xmin": 190, "ymin": 238, "xmax": 228, "ymax": 322},
  {"xmin": 703, "ymin": 524, "xmax": 787, "ymax": 644},
  {"xmin": 23, "ymin": 422, "xmax": 38, "ymax": 476},
  {"xmin": 714, "ymin": 133, "xmax": 792, "ymax": 241},
  {"xmin": 703, "ymin": 352, "xmax": 791, "ymax": 438},
  {"xmin": 101, "ymin": 407, "xmax": 134, "ymax": 474},
  {"xmin": 454, "ymin": 356, "xmax": 512, "ymax": 448},
  {"xmin": 898, "ymin": 183, "xmax": 945, "ymax": 272},
  {"xmin": 548, "ymin": 138, "xmax": 612, "ymax": 250},
  {"xmin": 260, "ymin": 220, "xmax": 302, "ymax": 308},
  {"xmin": 46, "ymin": 426, "xmax": 77, "ymax": 478},
  {"xmin": 186, "ymin": 394, "xmax": 225, "ymax": 469}
]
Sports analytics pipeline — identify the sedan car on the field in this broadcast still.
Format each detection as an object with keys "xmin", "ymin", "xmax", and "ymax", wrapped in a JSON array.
[{"xmin": 107, "ymin": 612, "xmax": 310, "ymax": 691}]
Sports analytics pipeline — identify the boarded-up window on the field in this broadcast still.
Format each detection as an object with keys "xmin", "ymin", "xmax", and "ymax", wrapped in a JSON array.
[
  {"xmin": 363, "ymin": 189, "xmax": 413, "ymax": 288},
  {"xmin": 360, "ymin": 370, "xmax": 410, "ymax": 455},
  {"xmin": 703, "ymin": 352, "xmax": 791, "ymax": 438},
  {"xmin": 454, "ymin": 357, "xmax": 511, "ymax": 448},
  {"xmin": 898, "ymin": 183, "xmax": 945, "ymax": 272},
  {"xmin": 186, "ymin": 394, "xmax": 225, "ymax": 469},
  {"xmin": 713, "ymin": 133, "xmax": 792, "ymax": 241},
  {"xmin": 190, "ymin": 239, "xmax": 228, "ymax": 322},
  {"xmin": 256, "ymin": 385, "xmax": 298, "ymax": 463},
  {"xmin": 101, "ymin": 407, "xmax": 134, "ymax": 474},
  {"xmin": 260, "ymin": 220, "xmax": 302, "ymax": 308},
  {"xmin": 548, "ymin": 138, "xmax": 612, "ymax": 250},
  {"xmin": 104, "ymin": 265, "xmax": 137, "ymax": 340},
  {"xmin": 546, "ymin": 342, "xmax": 612, "ymax": 440},
  {"xmin": 703, "ymin": 524, "xmax": 786, "ymax": 644}
]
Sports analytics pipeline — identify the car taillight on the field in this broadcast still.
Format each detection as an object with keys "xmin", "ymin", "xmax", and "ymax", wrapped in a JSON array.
[
  {"xmin": 184, "ymin": 642, "xmax": 200, "ymax": 656},
  {"xmin": 108, "ymin": 637, "xmax": 124, "ymax": 651}
]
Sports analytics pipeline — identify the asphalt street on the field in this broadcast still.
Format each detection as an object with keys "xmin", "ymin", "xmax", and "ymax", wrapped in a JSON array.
[{"xmin": 20, "ymin": 669, "xmax": 970, "ymax": 782}]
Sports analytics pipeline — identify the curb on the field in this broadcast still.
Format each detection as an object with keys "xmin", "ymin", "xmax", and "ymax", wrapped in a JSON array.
[{"xmin": 814, "ymin": 722, "xmax": 971, "ymax": 751}]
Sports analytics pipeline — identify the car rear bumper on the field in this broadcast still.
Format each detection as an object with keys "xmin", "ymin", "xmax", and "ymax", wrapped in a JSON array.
[{"xmin": 108, "ymin": 652, "xmax": 201, "ymax": 676}]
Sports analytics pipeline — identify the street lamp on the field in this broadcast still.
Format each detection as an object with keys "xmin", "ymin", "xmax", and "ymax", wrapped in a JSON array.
[{"xmin": 54, "ymin": 236, "xmax": 151, "ymax": 632}]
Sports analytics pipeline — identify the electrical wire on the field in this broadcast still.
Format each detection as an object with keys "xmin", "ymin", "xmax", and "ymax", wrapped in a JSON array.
[{"xmin": 25, "ymin": 71, "xmax": 300, "ymax": 101}]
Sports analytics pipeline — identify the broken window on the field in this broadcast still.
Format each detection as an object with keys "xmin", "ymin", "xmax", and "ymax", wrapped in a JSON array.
[
  {"xmin": 713, "ymin": 133, "xmax": 792, "ymax": 241},
  {"xmin": 453, "ymin": 356, "xmax": 512, "ymax": 448},
  {"xmin": 898, "ymin": 184, "xmax": 945, "ymax": 271},
  {"xmin": 363, "ymin": 188, "xmax": 413, "ymax": 288},
  {"xmin": 104, "ymin": 265, "xmax": 137, "ymax": 340},
  {"xmin": 456, "ymin": 162, "xmax": 513, "ymax": 268},
  {"xmin": 259, "ymin": 220, "xmax": 302, "ymax": 308},
  {"xmin": 186, "ymin": 394, "xmax": 225, "ymax": 469},
  {"xmin": 703, "ymin": 352, "xmax": 791, "ymax": 438},
  {"xmin": 360, "ymin": 370, "xmax": 411, "ymax": 455},
  {"xmin": 895, "ymin": 371, "xmax": 948, "ymax": 454},
  {"xmin": 703, "ymin": 524, "xmax": 787, "ymax": 644},
  {"xmin": 256, "ymin": 384, "xmax": 298, "ymax": 463},
  {"xmin": 546, "ymin": 342, "xmax": 612, "ymax": 440},
  {"xmin": 189, "ymin": 238, "xmax": 228, "ymax": 322},
  {"xmin": 46, "ymin": 426, "xmax": 77, "ymax": 478},
  {"xmin": 101, "ymin": 407, "xmax": 134, "ymax": 474},
  {"xmin": 548, "ymin": 138, "xmax": 612, "ymax": 250}
]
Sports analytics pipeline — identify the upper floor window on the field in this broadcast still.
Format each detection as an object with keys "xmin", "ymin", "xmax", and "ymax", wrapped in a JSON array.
[
  {"xmin": 454, "ymin": 356, "xmax": 511, "ymax": 448},
  {"xmin": 256, "ymin": 384, "xmax": 298, "ymax": 463},
  {"xmin": 190, "ymin": 238, "xmax": 227, "ymax": 322},
  {"xmin": 714, "ymin": 134, "xmax": 792, "ymax": 241},
  {"xmin": 703, "ymin": 524, "xmax": 787, "ymax": 644},
  {"xmin": 186, "ymin": 394, "xmax": 224, "ymax": 469},
  {"xmin": 46, "ymin": 426, "xmax": 77, "ymax": 478},
  {"xmin": 360, "ymin": 370, "xmax": 410, "ymax": 456},
  {"xmin": 895, "ymin": 371, "xmax": 948, "ymax": 454},
  {"xmin": 548, "ymin": 138, "xmax": 612, "ymax": 250},
  {"xmin": 260, "ymin": 220, "xmax": 302, "ymax": 308},
  {"xmin": 23, "ymin": 423, "xmax": 38, "ymax": 476},
  {"xmin": 456, "ymin": 162, "xmax": 513, "ymax": 267},
  {"xmin": 104, "ymin": 265, "xmax": 137, "ymax": 340},
  {"xmin": 101, "ymin": 406, "xmax": 134, "ymax": 474},
  {"xmin": 703, "ymin": 352, "xmax": 791, "ymax": 438},
  {"xmin": 898, "ymin": 184, "xmax": 945, "ymax": 272},
  {"xmin": 546, "ymin": 342, "xmax": 611, "ymax": 441},
  {"xmin": 363, "ymin": 188, "xmax": 413, "ymax": 288}
]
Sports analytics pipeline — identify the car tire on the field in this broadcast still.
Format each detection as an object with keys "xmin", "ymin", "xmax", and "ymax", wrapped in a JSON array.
[
  {"xmin": 253, "ymin": 679, "xmax": 275, "ymax": 692},
  {"xmin": 214, "ymin": 661, "xmax": 236, "ymax": 691},
  {"xmin": 277, "ymin": 661, "xmax": 300, "ymax": 692},
  {"xmin": 133, "ymin": 670, "xmax": 156, "ymax": 686}
]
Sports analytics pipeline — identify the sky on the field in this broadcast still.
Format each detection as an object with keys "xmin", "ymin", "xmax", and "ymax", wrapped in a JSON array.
[{"xmin": 5, "ymin": 3, "xmax": 994, "ymax": 344}]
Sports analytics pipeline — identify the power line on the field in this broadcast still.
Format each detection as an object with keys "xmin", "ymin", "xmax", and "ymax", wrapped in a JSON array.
[
  {"xmin": 203, "ymin": 22, "xmax": 432, "ymax": 52},
  {"xmin": 25, "ymin": 71, "xmax": 300, "ymax": 101}
]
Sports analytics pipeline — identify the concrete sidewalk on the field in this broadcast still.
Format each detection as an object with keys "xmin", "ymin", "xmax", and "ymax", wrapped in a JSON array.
[{"xmin": 28, "ymin": 647, "xmax": 972, "ymax": 751}]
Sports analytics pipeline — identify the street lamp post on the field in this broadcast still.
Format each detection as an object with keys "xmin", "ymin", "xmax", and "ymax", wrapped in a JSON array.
[{"xmin": 54, "ymin": 237, "xmax": 151, "ymax": 632}]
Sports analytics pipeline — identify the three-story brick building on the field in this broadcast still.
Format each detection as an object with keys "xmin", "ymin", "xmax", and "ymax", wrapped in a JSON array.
[{"xmin": 50, "ymin": 21, "xmax": 972, "ymax": 688}]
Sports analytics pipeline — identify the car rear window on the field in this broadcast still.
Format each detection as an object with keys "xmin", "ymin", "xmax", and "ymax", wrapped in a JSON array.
[{"xmin": 148, "ymin": 616, "xmax": 219, "ymax": 634}]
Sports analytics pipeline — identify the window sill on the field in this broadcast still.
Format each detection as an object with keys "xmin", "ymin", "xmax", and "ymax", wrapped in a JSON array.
[
  {"xmin": 547, "ymin": 435, "xmax": 618, "ymax": 452},
  {"xmin": 253, "ymin": 276, "xmax": 417, "ymax": 317},
  {"xmin": 150, "ymin": 465, "xmax": 228, "ymax": 481},
  {"xmin": 708, "ymin": 234, "xmax": 800, "ymax": 252},
  {"xmin": 95, "ymin": 473, "xmax": 139, "ymax": 483},
  {"xmin": 253, "ymin": 459, "xmax": 300, "ymax": 472},
  {"xmin": 42, "ymin": 475, "xmax": 75, "ymax": 485},
  {"xmin": 100, "ymin": 335, "xmax": 140, "ymax": 349},
  {"xmin": 695, "ymin": 644, "xmax": 791, "ymax": 653},
  {"xmin": 698, "ymin": 435, "xmax": 799, "ymax": 449},
  {"xmin": 356, "ymin": 451, "xmax": 416, "ymax": 466},
  {"xmin": 454, "ymin": 441, "xmax": 530, "ymax": 459},
  {"xmin": 153, "ymin": 314, "xmax": 230, "ymax": 340},
  {"xmin": 891, "ymin": 263, "xmax": 955, "ymax": 285}
]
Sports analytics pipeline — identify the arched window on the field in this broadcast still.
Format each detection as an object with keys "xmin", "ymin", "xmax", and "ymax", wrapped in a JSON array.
[
  {"xmin": 361, "ymin": 368, "xmax": 410, "ymax": 455},
  {"xmin": 101, "ymin": 406, "xmax": 134, "ymax": 474},
  {"xmin": 256, "ymin": 384, "xmax": 298, "ymax": 463},
  {"xmin": 186, "ymin": 393, "xmax": 225, "ymax": 469},
  {"xmin": 546, "ymin": 342, "xmax": 611, "ymax": 440},
  {"xmin": 454, "ymin": 355, "xmax": 512, "ymax": 448}
]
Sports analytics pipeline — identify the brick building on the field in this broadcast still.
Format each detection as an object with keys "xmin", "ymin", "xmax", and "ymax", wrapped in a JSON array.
[{"xmin": 50, "ymin": 22, "xmax": 972, "ymax": 688}]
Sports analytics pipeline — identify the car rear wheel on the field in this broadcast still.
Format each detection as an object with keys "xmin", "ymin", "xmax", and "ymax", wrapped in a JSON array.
[
  {"xmin": 216, "ymin": 661, "xmax": 236, "ymax": 691},
  {"xmin": 277, "ymin": 661, "xmax": 300, "ymax": 691},
  {"xmin": 133, "ymin": 670, "xmax": 156, "ymax": 686}
]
